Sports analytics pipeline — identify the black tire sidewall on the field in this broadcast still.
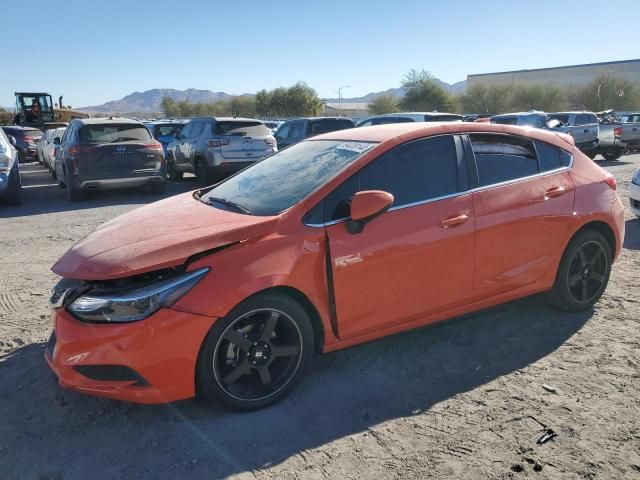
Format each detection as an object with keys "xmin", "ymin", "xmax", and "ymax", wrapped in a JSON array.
[
  {"xmin": 551, "ymin": 230, "xmax": 612, "ymax": 311},
  {"xmin": 196, "ymin": 292, "xmax": 314, "ymax": 410}
]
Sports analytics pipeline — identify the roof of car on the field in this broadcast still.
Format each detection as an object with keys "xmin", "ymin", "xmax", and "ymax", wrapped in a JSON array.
[
  {"xmin": 283, "ymin": 117, "xmax": 354, "ymax": 122},
  {"xmin": 187, "ymin": 117, "xmax": 265, "ymax": 122},
  {"xmin": 311, "ymin": 121, "xmax": 574, "ymax": 149},
  {"xmin": 491, "ymin": 111, "xmax": 546, "ymax": 118},
  {"xmin": 71, "ymin": 117, "xmax": 143, "ymax": 125},
  {"xmin": 550, "ymin": 111, "xmax": 595, "ymax": 115},
  {"xmin": 1, "ymin": 125, "xmax": 41, "ymax": 132}
]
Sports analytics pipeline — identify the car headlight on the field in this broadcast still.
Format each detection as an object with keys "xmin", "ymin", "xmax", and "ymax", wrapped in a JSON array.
[
  {"xmin": 68, "ymin": 267, "xmax": 209, "ymax": 323},
  {"xmin": 632, "ymin": 169, "xmax": 640, "ymax": 186}
]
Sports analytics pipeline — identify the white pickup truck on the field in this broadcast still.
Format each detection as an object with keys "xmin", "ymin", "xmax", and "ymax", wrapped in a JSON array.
[
  {"xmin": 620, "ymin": 112, "xmax": 640, "ymax": 152},
  {"xmin": 547, "ymin": 111, "xmax": 599, "ymax": 157}
]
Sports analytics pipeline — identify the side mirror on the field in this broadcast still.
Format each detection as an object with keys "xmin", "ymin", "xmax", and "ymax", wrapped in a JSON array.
[
  {"xmin": 8, "ymin": 135, "xmax": 16, "ymax": 146},
  {"xmin": 346, "ymin": 190, "xmax": 394, "ymax": 234},
  {"xmin": 53, "ymin": 137, "xmax": 61, "ymax": 145}
]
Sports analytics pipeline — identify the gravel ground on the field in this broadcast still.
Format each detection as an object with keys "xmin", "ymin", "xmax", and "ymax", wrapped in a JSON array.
[{"xmin": 0, "ymin": 155, "xmax": 639, "ymax": 480}]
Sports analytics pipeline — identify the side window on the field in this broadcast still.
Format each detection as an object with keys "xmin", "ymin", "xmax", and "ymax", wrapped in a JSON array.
[
  {"xmin": 289, "ymin": 121, "xmax": 305, "ymax": 139},
  {"xmin": 471, "ymin": 134, "xmax": 539, "ymax": 186},
  {"xmin": 190, "ymin": 121, "xmax": 203, "ymax": 138},
  {"xmin": 181, "ymin": 123, "xmax": 193, "ymax": 139},
  {"xmin": 535, "ymin": 141, "xmax": 563, "ymax": 172},
  {"xmin": 575, "ymin": 114, "xmax": 589, "ymax": 125},
  {"xmin": 276, "ymin": 123, "xmax": 291, "ymax": 139},
  {"xmin": 357, "ymin": 120, "xmax": 373, "ymax": 127},
  {"xmin": 62, "ymin": 125, "xmax": 74, "ymax": 143},
  {"xmin": 323, "ymin": 135, "xmax": 461, "ymax": 222}
]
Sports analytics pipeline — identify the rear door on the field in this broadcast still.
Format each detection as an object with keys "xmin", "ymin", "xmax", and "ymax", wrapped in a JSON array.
[
  {"xmin": 468, "ymin": 133, "xmax": 575, "ymax": 300},
  {"xmin": 75, "ymin": 123, "xmax": 159, "ymax": 175},
  {"xmin": 574, "ymin": 113, "xmax": 599, "ymax": 145},
  {"xmin": 324, "ymin": 134, "xmax": 475, "ymax": 339},
  {"xmin": 184, "ymin": 120, "xmax": 204, "ymax": 166},
  {"xmin": 621, "ymin": 114, "xmax": 640, "ymax": 144},
  {"xmin": 213, "ymin": 120, "xmax": 273, "ymax": 162}
]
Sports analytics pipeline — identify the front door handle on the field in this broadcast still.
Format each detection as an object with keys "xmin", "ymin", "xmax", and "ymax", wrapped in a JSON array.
[
  {"xmin": 440, "ymin": 214, "xmax": 469, "ymax": 229},
  {"xmin": 545, "ymin": 186, "xmax": 566, "ymax": 199}
]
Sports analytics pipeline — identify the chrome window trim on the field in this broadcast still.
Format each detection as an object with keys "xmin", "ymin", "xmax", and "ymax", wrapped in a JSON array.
[{"xmin": 303, "ymin": 146, "xmax": 574, "ymax": 228}]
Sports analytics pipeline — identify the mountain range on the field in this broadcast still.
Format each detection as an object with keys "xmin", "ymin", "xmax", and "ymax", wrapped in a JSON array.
[{"xmin": 78, "ymin": 79, "xmax": 467, "ymax": 113}]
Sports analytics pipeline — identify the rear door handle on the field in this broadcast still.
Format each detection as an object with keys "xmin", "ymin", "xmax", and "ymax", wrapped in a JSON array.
[
  {"xmin": 440, "ymin": 214, "xmax": 469, "ymax": 228},
  {"xmin": 545, "ymin": 186, "xmax": 566, "ymax": 199}
]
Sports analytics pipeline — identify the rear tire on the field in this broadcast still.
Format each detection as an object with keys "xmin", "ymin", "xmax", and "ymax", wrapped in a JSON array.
[
  {"xmin": 585, "ymin": 151, "xmax": 597, "ymax": 160},
  {"xmin": 194, "ymin": 158, "xmax": 211, "ymax": 186},
  {"xmin": 603, "ymin": 151, "xmax": 623, "ymax": 162},
  {"xmin": 67, "ymin": 182, "xmax": 84, "ymax": 202},
  {"xmin": 548, "ymin": 229, "xmax": 612, "ymax": 311},
  {"xmin": 196, "ymin": 292, "xmax": 314, "ymax": 410}
]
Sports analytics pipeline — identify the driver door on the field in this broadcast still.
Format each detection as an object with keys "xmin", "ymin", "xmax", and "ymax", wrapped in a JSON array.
[{"xmin": 323, "ymin": 135, "xmax": 475, "ymax": 340}]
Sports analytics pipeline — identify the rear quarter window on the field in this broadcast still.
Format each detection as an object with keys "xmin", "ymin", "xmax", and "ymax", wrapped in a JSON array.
[
  {"xmin": 310, "ymin": 119, "xmax": 354, "ymax": 135},
  {"xmin": 471, "ymin": 134, "xmax": 539, "ymax": 186}
]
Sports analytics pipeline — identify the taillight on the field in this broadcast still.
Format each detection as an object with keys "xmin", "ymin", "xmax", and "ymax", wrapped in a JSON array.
[
  {"xmin": 614, "ymin": 127, "xmax": 622, "ymax": 138},
  {"xmin": 207, "ymin": 138, "xmax": 231, "ymax": 148},
  {"xmin": 68, "ymin": 145, "xmax": 96, "ymax": 155},
  {"xmin": 53, "ymin": 147, "xmax": 58, "ymax": 157},
  {"xmin": 604, "ymin": 174, "xmax": 617, "ymax": 191},
  {"xmin": 264, "ymin": 137, "xmax": 276, "ymax": 147},
  {"xmin": 24, "ymin": 136, "xmax": 36, "ymax": 143},
  {"xmin": 144, "ymin": 141, "xmax": 163, "ymax": 151}
]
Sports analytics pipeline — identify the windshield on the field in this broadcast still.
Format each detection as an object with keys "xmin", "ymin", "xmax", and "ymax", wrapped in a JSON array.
[
  {"xmin": 199, "ymin": 139, "xmax": 377, "ymax": 216},
  {"xmin": 78, "ymin": 124, "xmax": 152, "ymax": 143}
]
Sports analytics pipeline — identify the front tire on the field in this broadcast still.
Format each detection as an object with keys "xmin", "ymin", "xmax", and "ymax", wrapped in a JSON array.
[
  {"xmin": 196, "ymin": 292, "xmax": 314, "ymax": 410},
  {"xmin": 166, "ymin": 155, "xmax": 183, "ymax": 181},
  {"xmin": 549, "ymin": 229, "xmax": 612, "ymax": 311}
]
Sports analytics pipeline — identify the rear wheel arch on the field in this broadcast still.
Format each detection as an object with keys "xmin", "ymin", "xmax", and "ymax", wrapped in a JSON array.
[{"xmin": 572, "ymin": 221, "xmax": 616, "ymax": 259}]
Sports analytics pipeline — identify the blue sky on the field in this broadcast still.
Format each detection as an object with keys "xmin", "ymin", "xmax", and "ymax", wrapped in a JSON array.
[{"xmin": 2, "ymin": 0, "xmax": 639, "ymax": 108}]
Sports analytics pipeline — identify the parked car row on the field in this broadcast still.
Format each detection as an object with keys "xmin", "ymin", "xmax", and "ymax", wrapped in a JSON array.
[{"xmin": 0, "ymin": 126, "xmax": 21, "ymax": 205}]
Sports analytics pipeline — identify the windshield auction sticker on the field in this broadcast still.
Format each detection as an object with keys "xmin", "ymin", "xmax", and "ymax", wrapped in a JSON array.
[{"xmin": 335, "ymin": 142, "xmax": 376, "ymax": 154}]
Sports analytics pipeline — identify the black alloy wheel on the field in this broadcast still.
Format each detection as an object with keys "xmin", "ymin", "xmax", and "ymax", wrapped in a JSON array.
[
  {"xmin": 566, "ymin": 241, "xmax": 608, "ymax": 304},
  {"xmin": 549, "ymin": 229, "xmax": 612, "ymax": 311},
  {"xmin": 197, "ymin": 292, "xmax": 314, "ymax": 410}
]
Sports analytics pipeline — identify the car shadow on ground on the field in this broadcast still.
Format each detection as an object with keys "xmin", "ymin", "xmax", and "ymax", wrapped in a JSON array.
[
  {"xmin": 594, "ymin": 159, "xmax": 633, "ymax": 167},
  {"xmin": 0, "ymin": 163, "xmax": 198, "ymax": 217},
  {"xmin": 0, "ymin": 296, "xmax": 592, "ymax": 479},
  {"xmin": 623, "ymin": 218, "xmax": 640, "ymax": 250}
]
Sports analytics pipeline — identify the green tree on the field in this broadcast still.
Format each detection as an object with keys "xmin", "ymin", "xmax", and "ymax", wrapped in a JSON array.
[
  {"xmin": 570, "ymin": 73, "xmax": 640, "ymax": 111},
  {"xmin": 0, "ymin": 107, "xmax": 14, "ymax": 125},
  {"xmin": 255, "ymin": 89, "xmax": 272, "ymax": 116},
  {"xmin": 368, "ymin": 93, "xmax": 400, "ymax": 114},
  {"xmin": 509, "ymin": 84, "xmax": 567, "ymax": 112},
  {"xmin": 459, "ymin": 84, "xmax": 512, "ymax": 114},
  {"xmin": 399, "ymin": 69, "xmax": 454, "ymax": 112},
  {"xmin": 160, "ymin": 97, "xmax": 178, "ymax": 117}
]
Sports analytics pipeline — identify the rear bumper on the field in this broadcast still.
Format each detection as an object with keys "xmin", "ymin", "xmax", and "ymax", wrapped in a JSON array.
[
  {"xmin": 576, "ymin": 140, "xmax": 599, "ymax": 153},
  {"xmin": 72, "ymin": 174, "xmax": 165, "ymax": 191},
  {"xmin": 45, "ymin": 308, "xmax": 217, "ymax": 404},
  {"xmin": 630, "ymin": 181, "xmax": 640, "ymax": 217}
]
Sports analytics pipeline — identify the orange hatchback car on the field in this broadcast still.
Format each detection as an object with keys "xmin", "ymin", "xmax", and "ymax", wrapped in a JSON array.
[{"xmin": 47, "ymin": 122, "xmax": 624, "ymax": 410}]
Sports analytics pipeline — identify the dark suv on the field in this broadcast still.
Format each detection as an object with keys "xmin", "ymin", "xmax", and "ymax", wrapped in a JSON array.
[
  {"xmin": 54, "ymin": 118, "xmax": 166, "ymax": 201},
  {"xmin": 275, "ymin": 117, "xmax": 355, "ymax": 149},
  {"xmin": 1, "ymin": 126, "xmax": 43, "ymax": 162}
]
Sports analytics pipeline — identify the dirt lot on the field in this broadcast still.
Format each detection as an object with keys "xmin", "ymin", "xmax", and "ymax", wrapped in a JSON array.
[{"xmin": 0, "ymin": 155, "xmax": 639, "ymax": 480}]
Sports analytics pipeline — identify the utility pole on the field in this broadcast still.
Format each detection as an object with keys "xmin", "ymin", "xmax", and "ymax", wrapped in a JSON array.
[{"xmin": 337, "ymin": 85, "xmax": 351, "ymax": 117}]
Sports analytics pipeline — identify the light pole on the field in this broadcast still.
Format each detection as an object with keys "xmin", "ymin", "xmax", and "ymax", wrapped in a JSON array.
[{"xmin": 337, "ymin": 85, "xmax": 351, "ymax": 117}]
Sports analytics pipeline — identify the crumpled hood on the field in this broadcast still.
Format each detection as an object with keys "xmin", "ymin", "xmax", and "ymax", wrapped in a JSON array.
[{"xmin": 52, "ymin": 192, "xmax": 279, "ymax": 280}]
